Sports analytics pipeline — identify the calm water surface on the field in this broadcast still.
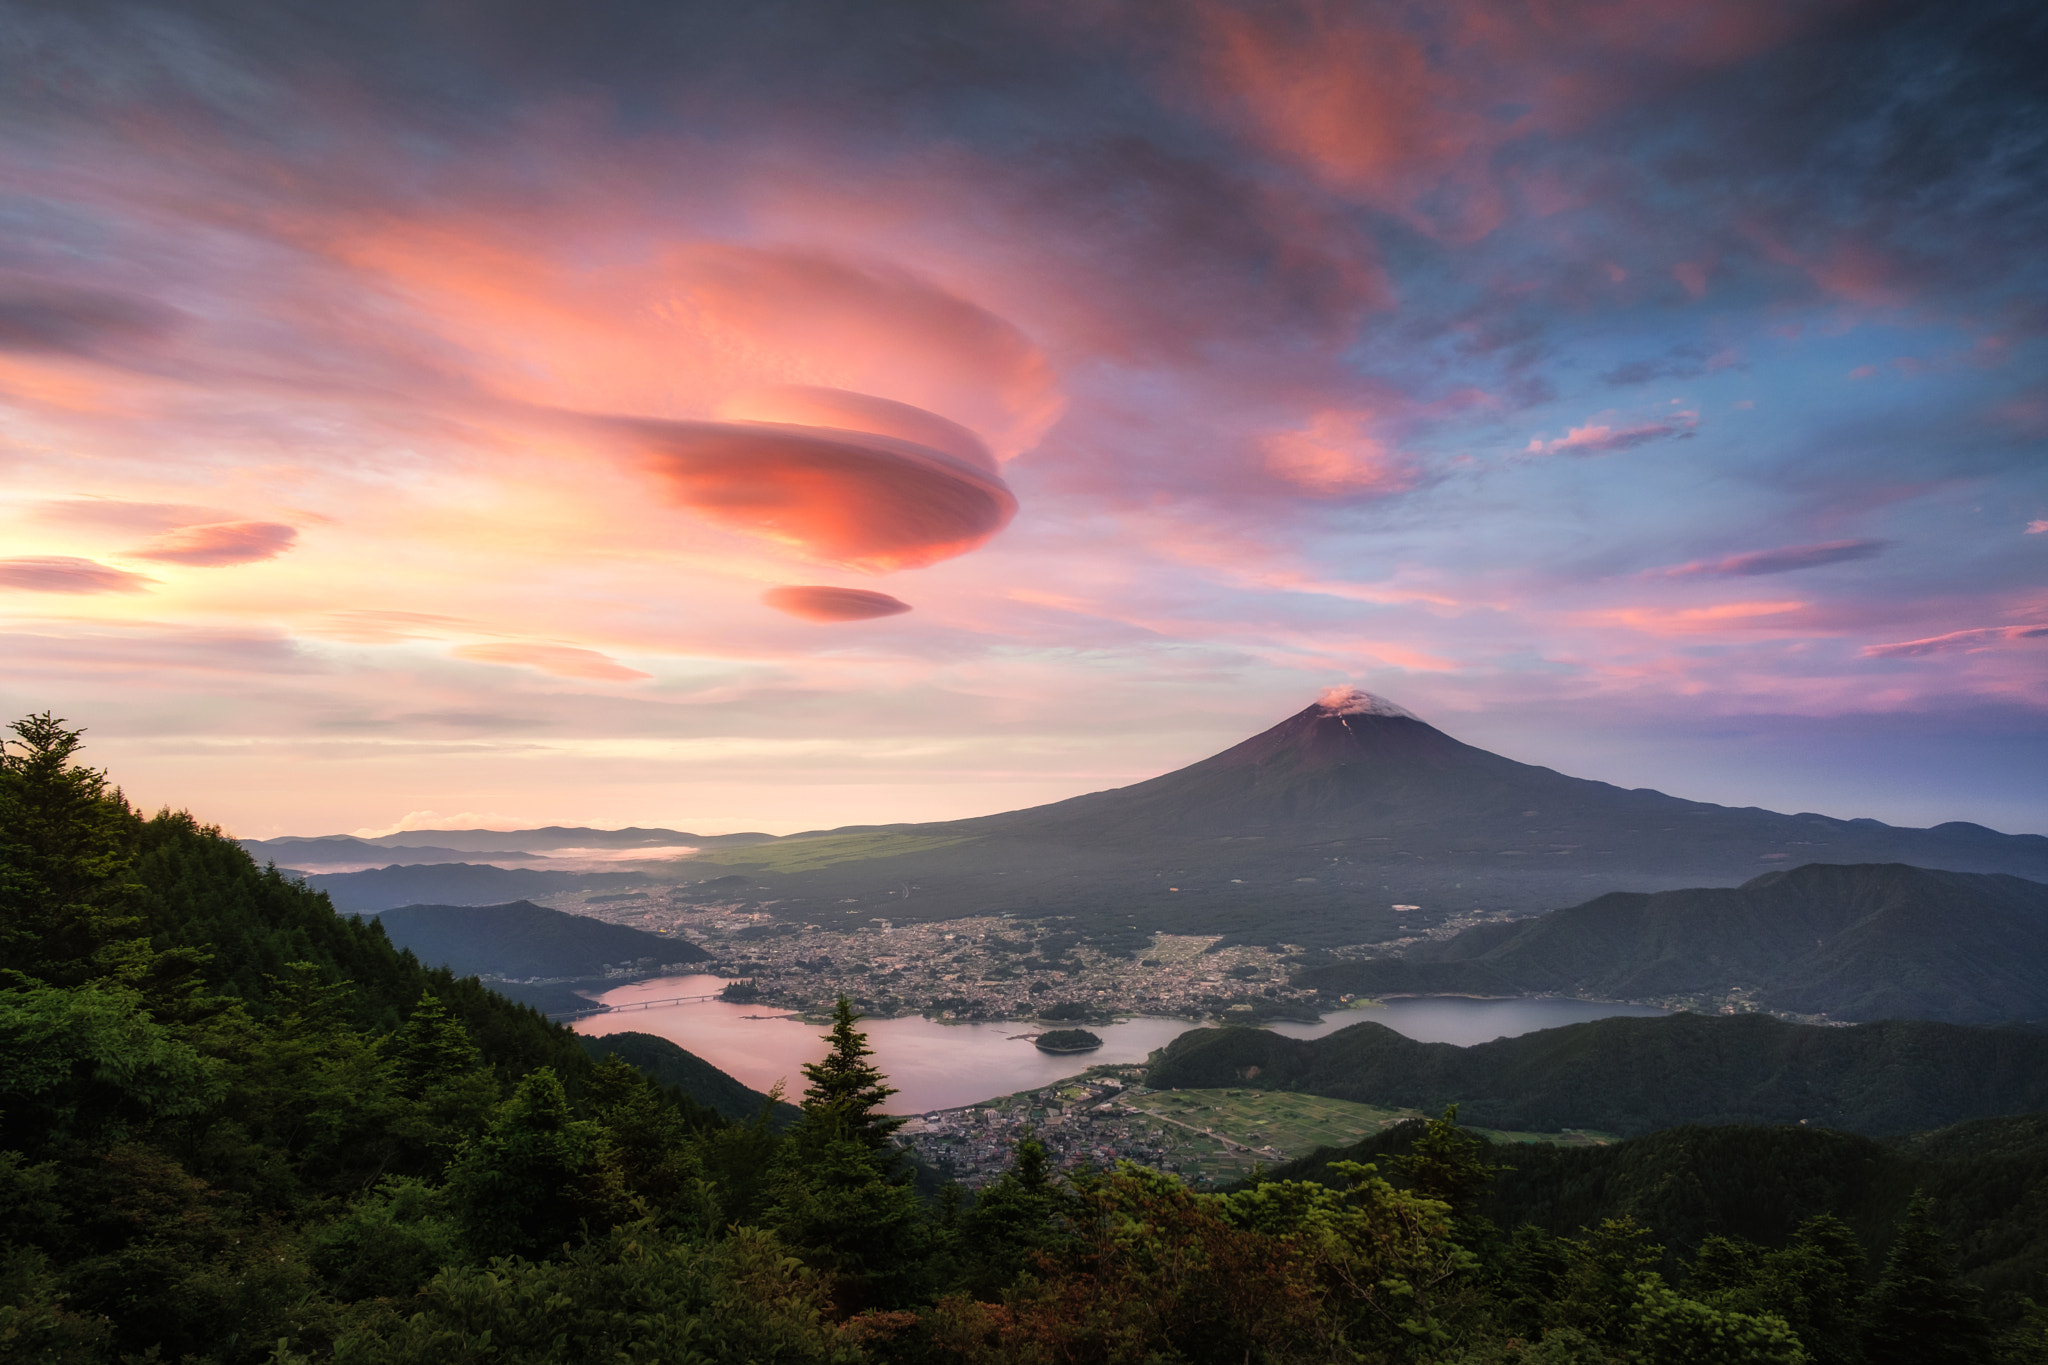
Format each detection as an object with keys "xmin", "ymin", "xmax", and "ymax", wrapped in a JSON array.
[{"xmin": 575, "ymin": 976, "xmax": 1667, "ymax": 1113}]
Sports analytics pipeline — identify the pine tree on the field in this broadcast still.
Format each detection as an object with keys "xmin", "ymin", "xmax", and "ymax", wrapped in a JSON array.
[
  {"xmin": 1863, "ymin": 1191, "xmax": 1993, "ymax": 1365},
  {"xmin": 0, "ymin": 713, "xmax": 146, "ymax": 986},
  {"xmin": 796, "ymin": 995, "xmax": 903, "ymax": 1151}
]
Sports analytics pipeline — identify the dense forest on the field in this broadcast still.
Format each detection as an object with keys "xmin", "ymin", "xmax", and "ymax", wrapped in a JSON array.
[{"xmin": 5, "ymin": 712, "xmax": 2048, "ymax": 1363}]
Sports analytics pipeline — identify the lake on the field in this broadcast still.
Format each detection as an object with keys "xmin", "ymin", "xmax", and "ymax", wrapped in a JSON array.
[{"xmin": 574, "ymin": 975, "xmax": 1667, "ymax": 1114}]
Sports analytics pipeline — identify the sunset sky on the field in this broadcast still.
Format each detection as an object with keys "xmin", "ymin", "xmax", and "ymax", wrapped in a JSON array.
[{"xmin": 3, "ymin": 0, "xmax": 2044, "ymax": 839}]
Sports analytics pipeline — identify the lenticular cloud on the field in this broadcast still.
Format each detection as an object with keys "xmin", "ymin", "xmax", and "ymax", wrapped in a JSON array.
[
  {"xmin": 128, "ymin": 521, "xmax": 299, "ymax": 566},
  {"xmin": 763, "ymin": 585, "xmax": 914, "ymax": 622},
  {"xmin": 615, "ymin": 387, "xmax": 1017, "ymax": 572}
]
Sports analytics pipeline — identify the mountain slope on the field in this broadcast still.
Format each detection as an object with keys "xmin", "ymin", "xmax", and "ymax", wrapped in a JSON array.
[
  {"xmin": 580, "ymin": 1031, "xmax": 797, "ymax": 1126},
  {"xmin": 365, "ymin": 900, "xmax": 709, "ymax": 980},
  {"xmin": 680, "ymin": 689, "xmax": 2048, "ymax": 944},
  {"xmin": 1144, "ymin": 1012, "xmax": 2048, "ymax": 1136},
  {"xmin": 1297, "ymin": 862, "xmax": 2048, "ymax": 1024}
]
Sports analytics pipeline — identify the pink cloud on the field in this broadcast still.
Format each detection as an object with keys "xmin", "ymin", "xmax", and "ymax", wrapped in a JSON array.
[
  {"xmin": 1593, "ymin": 600, "xmax": 1808, "ymax": 636},
  {"xmin": 1526, "ymin": 410, "xmax": 1698, "ymax": 456},
  {"xmin": 127, "ymin": 521, "xmax": 299, "ymax": 566},
  {"xmin": 1646, "ymin": 539, "xmax": 1885, "ymax": 578},
  {"xmin": 1861, "ymin": 625, "xmax": 2048, "ymax": 658},
  {"xmin": 2028, "ymin": 520, "xmax": 2047, "ymax": 535},
  {"xmin": 616, "ymin": 404, "xmax": 1017, "ymax": 573},
  {"xmin": 451, "ymin": 643, "xmax": 651, "ymax": 681},
  {"xmin": 763, "ymin": 585, "xmax": 913, "ymax": 622},
  {"xmin": 0, "ymin": 556, "xmax": 154, "ymax": 594},
  {"xmin": 1261, "ymin": 410, "xmax": 1421, "ymax": 496}
]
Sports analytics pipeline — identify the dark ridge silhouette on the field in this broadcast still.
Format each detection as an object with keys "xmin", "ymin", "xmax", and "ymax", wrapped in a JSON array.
[
  {"xmin": 365, "ymin": 900, "xmax": 708, "ymax": 980},
  {"xmin": 1144, "ymin": 1012, "xmax": 2048, "ymax": 1136},
  {"xmin": 1298, "ymin": 862, "xmax": 2048, "ymax": 1024}
]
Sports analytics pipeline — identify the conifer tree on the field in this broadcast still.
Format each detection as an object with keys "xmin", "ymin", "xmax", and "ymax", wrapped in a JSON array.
[
  {"xmin": 1863, "ymin": 1192, "xmax": 1993, "ymax": 1365},
  {"xmin": 796, "ymin": 994, "xmax": 903, "ymax": 1151},
  {"xmin": 0, "ymin": 713, "xmax": 144, "ymax": 986}
]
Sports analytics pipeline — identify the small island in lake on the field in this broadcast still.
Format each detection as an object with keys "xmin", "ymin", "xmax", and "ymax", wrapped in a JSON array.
[{"xmin": 1034, "ymin": 1028, "xmax": 1104, "ymax": 1054}]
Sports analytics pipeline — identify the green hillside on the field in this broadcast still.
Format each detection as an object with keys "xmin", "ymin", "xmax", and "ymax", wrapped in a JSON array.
[
  {"xmin": 1146, "ymin": 1012, "xmax": 2048, "ymax": 1135},
  {"xmin": 580, "ymin": 1030, "xmax": 798, "ymax": 1126},
  {"xmin": 1297, "ymin": 862, "xmax": 2048, "ymax": 1023}
]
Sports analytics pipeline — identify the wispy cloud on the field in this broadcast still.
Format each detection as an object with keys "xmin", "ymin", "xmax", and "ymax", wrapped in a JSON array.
[
  {"xmin": 1526, "ymin": 411, "xmax": 1698, "ymax": 457},
  {"xmin": 0, "ymin": 556, "xmax": 154, "ymax": 594},
  {"xmin": 1646, "ymin": 540, "xmax": 1886, "ymax": 579},
  {"xmin": 1861, "ymin": 626, "xmax": 2048, "ymax": 658},
  {"xmin": 450, "ymin": 643, "xmax": 651, "ymax": 682}
]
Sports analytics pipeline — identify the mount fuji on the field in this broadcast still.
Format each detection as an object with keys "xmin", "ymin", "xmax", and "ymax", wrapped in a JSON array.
[{"xmin": 692, "ymin": 687, "xmax": 2048, "ymax": 945}]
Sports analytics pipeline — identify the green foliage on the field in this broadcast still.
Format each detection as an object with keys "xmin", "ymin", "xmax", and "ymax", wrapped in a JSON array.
[
  {"xmin": 1863, "ymin": 1192, "xmax": 1994, "ymax": 1364},
  {"xmin": 0, "ymin": 714, "xmax": 147, "ymax": 989},
  {"xmin": 315, "ymin": 1225, "xmax": 858, "ymax": 1365},
  {"xmin": 445, "ymin": 1068, "xmax": 627, "ymax": 1260},
  {"xmin": 0, "ymin": 982, "xmax": 221, "ymax": 1153},
  {"xmin": 1632, "ymin": 1274, "xmax": 1810, "ymax": 1365}
]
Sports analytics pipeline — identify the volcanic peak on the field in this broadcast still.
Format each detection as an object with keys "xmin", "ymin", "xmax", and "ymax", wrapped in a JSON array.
[{"xmin": 1314, "ymin": 685, "xmax": 1419, "ymax": 720}]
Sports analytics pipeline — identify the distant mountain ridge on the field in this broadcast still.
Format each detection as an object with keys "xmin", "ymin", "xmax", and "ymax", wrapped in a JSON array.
[
  {"xmin": 1146, "ymin": 1012, "xmax": 2048, "ymax": 1136},
  {"xmin": 1298, "ymin": 862, "xmax": 2048, "ymax": 1024},
  {"xmin": 308, "ymin": 864, "xmax": 657, "ymax": 912},
  {"xmin": 362, "ymin": 899, "xmax": 709, "ymax": 980}
]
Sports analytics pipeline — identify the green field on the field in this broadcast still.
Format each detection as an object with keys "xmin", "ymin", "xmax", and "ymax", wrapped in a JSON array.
[
  {"xmin": 1125, "ymin": 1088, "xmax": 1419, "ymax": 1160},
  {"xmin": 685, "ymin": 831, "xmax": 979, "ymax": 875}
]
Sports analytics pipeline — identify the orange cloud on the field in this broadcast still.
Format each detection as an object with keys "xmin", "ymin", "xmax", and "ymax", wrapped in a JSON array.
[
  {"xmin": 127, "ymin": 521, "xmax": 298, "ymax": 566},
  {"xmin": 0, "ymin": 556, "xmax": 154, "ymax": 594},
  {"xmin": 763, "ymin": 585, "xmax": 913, "ymax": 622},
  {"xmin": 326, "ymin": 227, "xmax": 1061, "ymax": 460},
  {"xmin": 451, "ymin": 643, "xmax": 651, "ymax": 681}
]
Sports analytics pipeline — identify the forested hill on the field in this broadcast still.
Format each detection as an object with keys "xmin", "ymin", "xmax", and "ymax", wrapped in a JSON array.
[
  {"xmin": 1296, "ymin": 862, "xmax": 2048, "ymax": 1024},
  {"xmin": 1254, "ymin": 1113, "xmax": 2048, "ymax": 1318},
  {"xmin": 366, "ymin": 899, "xmax": 709, "ymax": 981},
  {"xmin": 1146, "ymin": 1013, "xmax": 2048, "ymax": 1135}
]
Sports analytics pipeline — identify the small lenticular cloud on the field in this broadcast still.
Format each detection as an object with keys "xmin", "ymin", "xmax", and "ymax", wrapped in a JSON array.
[
  {"xmin": 2028, "ymin": 520, "xmax": 2047, "ymax": 534},
  {"xmin": 128, "ymin": 521, "xmax": 299, "ymax": 566},
  {"xmin": 0, "ymin": 556, "xmax": 154, "ymax": 593},
  {"xmin": 764, "ymin": 585, "xmax": 914, "ymax": 622}
]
